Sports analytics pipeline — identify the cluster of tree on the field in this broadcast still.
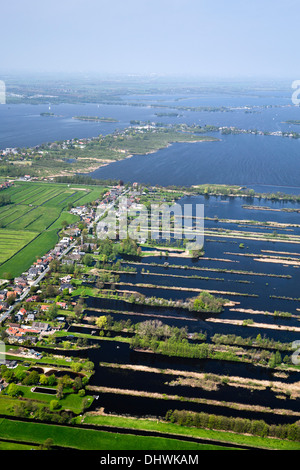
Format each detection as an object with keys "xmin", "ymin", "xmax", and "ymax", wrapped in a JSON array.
[
  {"xmin": 165, "ymin": 409, "xmax": 300, "ymax": 442},
  {"xmin": 0, "ymin": 164, "xmax": 37, "ymax": 177},
  {"xmin": 143, "ymin": 238, "xmax": 186, "ymax": 249},
  {"xmin": 118, "ymin": 237, "xmax": 142, "ymax": 257},
  {"xmin": 212, "ymin": 333, "xmax": 292, "ymax": 352},
  {"xmin": 54, "ymin": 175, "xmax": 118, "ymax": 186},
  {"xmin": 190, "ymin": 291, "xmax": 227, "ymax": 313},
  {"xmin": 11, "ymin": 399, "xmax": 73, "ymax": 424},
  {"xmin": 94, "ymin": 237, "xmax": 141, "ymax": 261},
  {"xmin": 95, "ymin": 259, "xmax": 136, "ymax": 272},
  {"xmin": 130, "ymin": 333, "xmax": 212, "ymax": 360},
  {"xmin": 96, "ymin": 238, "xmax": 119, "ymax": 260},
  {"xmin": 1, "ymin": 364, "xmax": 92, "ymax": 400},
  {"xmin": 82, "ymin": 253, "xmax": 94, "ymax": 267},
  {"xmin": 129, "ymin": 323, "xmax": 280, "ymax": 364},
  {"xmin": 135, "ymin": 320, "xmax": 188, "ymax": 341},
  {"xmin": 1, "ymin": 366, "xmax": 57, "ymax": 390},
  {"xmin": 268, "ymin": 350, "xmax": 287, "ymax": 367}
]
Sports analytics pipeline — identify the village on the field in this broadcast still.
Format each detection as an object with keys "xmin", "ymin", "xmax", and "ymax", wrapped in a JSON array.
[
  {"xmin": 0, "ymin": 178, "xmax": 159, "ymax": 358},
  {"xmin": 0, "ymin": 181, "xmax": 136, "ymax": 348}
]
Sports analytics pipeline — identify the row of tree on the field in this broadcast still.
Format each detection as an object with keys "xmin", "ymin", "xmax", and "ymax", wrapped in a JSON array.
[{"xmin": 165, "ymin": 409, "xmax": 300, "ymax": 441}]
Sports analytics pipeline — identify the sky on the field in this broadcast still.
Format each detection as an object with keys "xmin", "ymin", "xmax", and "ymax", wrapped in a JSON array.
[{"xmin": 1, "ymin": 0, "xmax": 300, "ymax": 78}]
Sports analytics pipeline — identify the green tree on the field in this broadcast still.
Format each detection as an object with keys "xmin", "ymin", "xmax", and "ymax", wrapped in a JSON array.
[
  {"xmin": 50, "ymin": 400, "xmax": 60, "ymax": 411},
  {"xmin": 96, "ymin": 315, "xmax": 108, "ymax": 329},
  {"xmin": 7, "ymin": 383, "xmax": 20, "ymax": 397},
  {"xmin": 39, "ymin": 438, "xmax": 54, "ymax": 450},
  {"xmin": 73, "ymin": 376, "xmax": 82, "ymax": 392},
  {"xmin": 82, "ymin": 254, "xmax": 94, "ymax": 266},
  {"xmin": 22, "ymin": 370, "xmax": 40, "ymax": 385},
  {"xmin": 39, "ymin": 374, "xmax": 49, "ymax": 385}
]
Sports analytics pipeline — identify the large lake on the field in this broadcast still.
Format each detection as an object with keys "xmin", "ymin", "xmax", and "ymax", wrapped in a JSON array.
[
  {"xmin": 90, "ymin": 134, "xmax": 300, "ymax": 189},
  {"xmin": 1, "ymin": 88, "xmax": 300, "ymax": 190}
]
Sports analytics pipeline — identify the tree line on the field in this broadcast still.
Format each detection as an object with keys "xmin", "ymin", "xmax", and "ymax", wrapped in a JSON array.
[{"xmin": 165, "ymin": 409, "xmax": 300, "ymax": 442}]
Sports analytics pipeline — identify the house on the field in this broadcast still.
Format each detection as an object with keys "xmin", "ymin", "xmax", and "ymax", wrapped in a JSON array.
[
  {"xmin": 26, "ymin": 313, "xmax": 35, "ymax": 322},
  {"xmin": 56, "ymin": 316, "xmax": 66, "ymax": 322},
  {"xmin": 15, "ymin": 309, "xmax": 26, "ymax": 322},
  {"xmin": 56, "ymin": 302, "xmax": 67, "ymax": 309},
  {"xmin": 65, "ymin": 228, "xmax": 81, "ymax": 237},
  {"xmin": 67, "ymin": 253, "xmax": 81, "ymax": 261},
  {"xmin": 14, "ymin": 276, "xmax": 27, "ymax": 285},
  {"xmin": 7, "ymin": 325, "xmax": 25, "ymax": 338},
  {"xmin": 12, "ymin": 287, "xmax": 23, "ymax": 296},
  {"xmin": 82, "ymin": 243, "xmax": 97, "ymax": 252},
  {"xmin": 40, "ymin": 304, "xmax": 49, "ymax": 312},
  {"xmin": 0, "ymin": 291, "xmax": 6, "ymax": 301},
  {"xmin": 27, "ymin": 267, "xmax": 39, "ymax": 280},
  {"xmin": 6, "ymin": 291, "xmax": 17, "ymax": 299},
  {"xmin": 31, "ymin": 322, "xmax": 50, "ymax": 332},
  {"xmin": 22, "ymin": 335, "xmax": 38, "ymax": 344},
  {"xmin": 61, "ymin": 259, "xmax": 74, "ymax": 266},
  {"xmin": 59, "ymin": 237, "xmax": 71, "ymax": 245},
  {"xmin": 60, "ymin": 283, "xmax": 73, "ymax": 293},
  {"xmin": 60, "ymin": 275, "xmax": 72, "ymax": 283},
  {"xmin": 6, "ymin": 360, "xmax": 18, "ymax": 369},
  {"xmin": 26, "ymin": 295, "xmax": 39, "ymax": 302}
]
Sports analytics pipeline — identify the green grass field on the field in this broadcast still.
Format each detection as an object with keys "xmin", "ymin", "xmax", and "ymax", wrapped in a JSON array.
[
  {"xmin": 0, "ymin": 418, "xmax": 230, "ymax": 450},
  {"xmin": 0, "ymin": 229, "xmax": 38, "ymax": 264},
  {"xmin": 82, "ymin": 414, "xmax": 300, "ymax": 451},
  {"xmin": 0, "ymin": 181, "xmax": 107, "ymax": 278}
]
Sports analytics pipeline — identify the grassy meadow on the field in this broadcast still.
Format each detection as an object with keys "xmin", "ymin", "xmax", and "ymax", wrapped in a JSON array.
[{"xmin": 0, "ymin": 181, "xmax": 107, "ymax": 279}]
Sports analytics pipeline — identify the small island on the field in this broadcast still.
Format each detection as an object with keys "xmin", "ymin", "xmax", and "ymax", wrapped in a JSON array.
[
  {"xmin": 284, "ymin": 120, "xmax": 300, "ymax": 125},
  {"xmin": 72, "ymin": 116, "xmax": 118, "ymax": 122},
  {"xmin": 155, "ymin": 112, "xmax": 182, "ymax": 117}
]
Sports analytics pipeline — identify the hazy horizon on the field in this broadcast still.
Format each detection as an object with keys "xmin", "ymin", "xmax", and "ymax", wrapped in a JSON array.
[{"xmin": 1, "ymin": 0, "xmax": 300, "ymax": 79}]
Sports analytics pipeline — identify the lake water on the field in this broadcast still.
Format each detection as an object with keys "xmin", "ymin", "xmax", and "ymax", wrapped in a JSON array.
[
  {"xmin": 1, "ymin": 88, "xmax": 300, "ymax": 190},
  {"xmin": 90, "ymin": 134, "xmax": 300, "ymax": 188}
]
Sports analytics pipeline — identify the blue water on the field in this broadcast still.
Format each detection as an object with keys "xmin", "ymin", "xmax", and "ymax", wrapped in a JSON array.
[
  {"xmin": 90, "ymin": 134, "xmax": 300, "ymax": 189},
  {"xmin": 1, "ymin": 89, "xmax": 300, "ymax": 190}
]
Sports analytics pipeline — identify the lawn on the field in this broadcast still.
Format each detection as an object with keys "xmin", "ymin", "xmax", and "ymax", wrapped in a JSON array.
[
  {"xmin": 0, "ymin": 229, "xmax": 38, "ymax": 265},
  {"xmin": 0, "ymin": 440, "xmax": 37, "ymax": 450},
  {"xmin": 0, "ymin": 418, "xmax": 230, "ymax": 450},
  {"xmin": 82, "ymin": 414, "xmax": 300, "ymax": 451},
  {"xmin": 0, "ymin": 229, "xmax": 58, "ymax": 278}
]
